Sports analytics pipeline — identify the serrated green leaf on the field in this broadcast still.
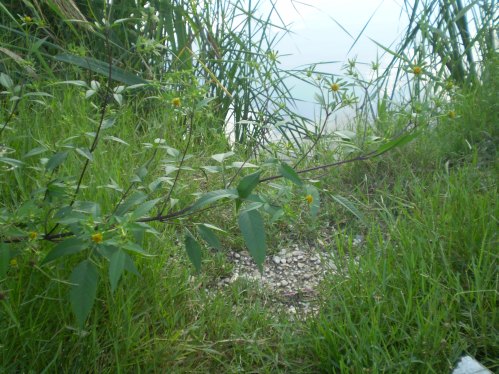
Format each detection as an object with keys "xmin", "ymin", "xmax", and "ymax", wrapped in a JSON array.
[
  {"xmin": 0, "ymin": 73, "xmax": 13, "ymax": 89},
  {"xmin": 75, "ymin": 147, "xmax": 93, "ymax": 161},
  {"xmin": 185, "ymin": 229, "xmax": 202, "ymax": 273},
  {"xmin": 69, "ymin": 260, "xmax": 99, "ymax": 328},
  {"xmin": 109, "ymin": 249, "xmax": 126, "ymax": 293},
  {"xmin": 115, "ymin": 191, "xmax": 147, "ymax": 216},
  {"xmin": 279, "ymin": 162, "xmax": 303, "ymax": 186},
  {"xmin": 211, "ymin": 151, "xmax": 234, "ymax": 163},
  {"xmin": 237, "ymin": 171, "xmax": 261, "ymax": 199},
  {"xmin": 103, "ymin": 136, "xmax": 129, "ymax": 145},
  {"xmin": 45, "ymin": 151, "xmax": 68, "ymax": 172},
  {"xmin": 130, "ymin": 198, "xmax": 160, "ymax": 219},
  {"xmin": 190, "ymin": 189, "xmax": 238, "ymax": 212},
  {"xmin": 376, "ymin": 132, "xmax": 419, "ymax": 156},
  {"xmin": 331, "ymin": 194, "xmax": 365, "ymax": 223},
  {"xmin": 122, "ymin": 242, "xmax": 151, "ymax": 256},
  {"xmin": 23, "ymin": 146, "xmax": 48, "ymax": 158},
  {"xmin": 102, "ymin": 117, "xmax": 116, "ymax": 129},
  {"xmin": 42, "ymin": 237, "xmax": 88, "ymax": 264},
  {"xmin": 238, "ymin": 209, "xmax": 266, "ymax": 272},
  {"xmin": 197, "ymin": 224, "xmax": 221, "ymax": 251}
]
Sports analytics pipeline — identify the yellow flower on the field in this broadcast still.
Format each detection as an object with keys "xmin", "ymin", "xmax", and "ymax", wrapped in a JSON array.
[
  {"xmin": 22, "ymin": 16, "xmax": 33, "ymax": 23},
  {"xmin": 29, "ymin": 231, "xmax": 38, "ymax": 240},
  {"xmin": 10, "ymin": 258, "xmax": 18, "ymax": 267},
  {"xmin": 448, "ymin": 110, "xmax": 456, "ymax": 119},
  {"xmin": 171, "ymin": 97, "xmax": 181, "ymax": 107},
  {"xmin": 305, "ymin": 194, "xmax": 314, "ymax": 204},
  {"xmin": 412, "ymin": 65, "xmax": 422, "ymax": 75},
  {"xmin": 330, "ymin": 83, "xmax": 340, "ymax": 92},
  {"xmin": 91, "ymin": 232, "xmax": 103, "ymax": 244}
]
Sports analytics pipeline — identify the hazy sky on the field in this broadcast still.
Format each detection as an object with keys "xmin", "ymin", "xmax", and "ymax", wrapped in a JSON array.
[
  {"xmin": 271, "ymin": 0, "xmax": 407, "ymax": 69},
  {"xmin": 260, "ymin": 0, "xmax": 409, "ymax": 119}
]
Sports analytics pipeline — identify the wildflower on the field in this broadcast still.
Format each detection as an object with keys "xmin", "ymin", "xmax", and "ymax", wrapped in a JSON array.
[
  {"xmin": 10, "ymin": 258, "xmax": 18, "ymax": 267},
  {"xmin": 305, "ymin": 194, "xmax": 314, "ymax": 204},
  {"xmin": 22, "ymin": 16, "xmax": 33, "ymax": 23},
  {"xmin": 448, "ymin": 110, "xmax": 456, "ymax": 119},
  {"xmin": 29, "ymin": 231, "xmax": 38, "ymax": 240},
  {"xmin": 330, "ymin": 83, "xmax": 340, "ymax": 92},
  {"xmin": 445, "ymin": 81, "xmax": 454, "ymax": 90},
  {"xmin": 154, "ymin": 138, "xmax": 166, "ymax": 144},
  {"xmin": 91, "ymin": 232, "xmax": 103, "ymax": 244},
  {"xmin": 171, "ymin": 97, "xmax": 181, "ymax": 107},
  {"xmin": 412, "ymin": 65, "xmax": 422, "ymax": 75}
]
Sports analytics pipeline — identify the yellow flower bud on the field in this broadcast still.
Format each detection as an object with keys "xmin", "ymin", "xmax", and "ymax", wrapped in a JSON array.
[
  {"xmin": 91, "ymin": 232, "xmax": 103, "ymax": 244},
  {"xmin": 412, "ymin": 66, "xmax": 422, "ymax": 75},
  {"xmin": 330, "ymin": 83, "xmax": 340, "ymax": 92},
  {"xmin": 305, "ymin": 194, "xmax": 314, "ymax": 204},
  {"xmin": 171, "ymin": 97, "xmax": 181, "ymax": 107}
]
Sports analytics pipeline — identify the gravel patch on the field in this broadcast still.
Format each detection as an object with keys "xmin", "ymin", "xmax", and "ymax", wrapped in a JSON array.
[{"xmin": 213, "ymin": 235, "xmax": 364, "ymax": 317}]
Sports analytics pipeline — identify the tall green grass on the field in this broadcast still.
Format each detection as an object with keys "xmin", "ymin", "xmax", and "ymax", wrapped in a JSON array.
[{"xmin": 1, "ymin": 0, "xmax": 497, "ymax": 372}]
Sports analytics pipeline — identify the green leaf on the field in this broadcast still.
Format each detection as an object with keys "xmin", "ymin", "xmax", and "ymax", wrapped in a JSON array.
[
  {"xmin": 102, "ymin": 117, "xmax": 116, "ymax": 129},
  {"xmin": 122, "ymin": 242, "xmax": 151, "ymax": 257},
  {"xmin": 0, "ymin": 243, "xmax": 10, "ymax": 278},
  {"xmin": 305, "ymin": 185, "xmax": 321, "ymax": 219},
  {"xmin": 42, "ymin": 237, "xmax": 88, "ymax": 264},
  {"xmin": 238, "ymin": 209, "xmax": 266, "ymax": 272},
  {"xmin": 211, "ymin": 151, "xmax": 234, "ymax": 163},
  {"xmin": 23, "ymin": 146, "xmax": 48, "ymax": 158},
  {"xmin": 45, "ymin": 151, "xmax": 68, "ymax": 172},
  {"xmin": 115, "ymin": 191, "xmax": 147, "ymax": 216},
  {"xmin": 103, "ymin": 136, "xmax": 129, "ymax": 145},
  {"xmin": 375, "ymin": 132, "xmax": 419, "ymax": 156},
  {"xmin": 0, "ymin": 157, "xmax": 23, "ymax": 168},
  {"xmin": 190, "ymin": 189, "xmax": 238, "ymax": 212},
  {"xmin": 185, "ymin": 229, "xmax": 202, "ymax": 273},
  {"xmin": 54, "ymin": 54, "xmax": 147, "ymax": 85},
  {"xmin": 279, "ymin": 162, "xmax": 303, "ymax": 186},
  {"xmin": 331, "ymin": 195, "xmax": 366, "ymax": 223},
  {"xmin": 130, "ymin": 198, "xmax": 161, "ymax": 220},
  {"xmin": 109, "ymin": 249, "xmax": 126, "ymax": 293},
  {"xmin": 69, "ymin": 260, "xmax": 99, "ymax": 328},
  {"xmin": 197, "ymin": 224, "xmax": 221, "ymax": 251},
  {"xmin": 0, "ymin": 72, "xmax": 14, "ymax": 89},
  {"xmin": 75, "ymin": 148, "xmax": 93, "ymax": 161},
  {"xmin": 237, "ymin": 171, "xmax": 261, "ymax": 199}
]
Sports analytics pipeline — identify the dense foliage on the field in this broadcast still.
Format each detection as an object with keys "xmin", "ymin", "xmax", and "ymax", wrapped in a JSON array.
[{"xmin": 0, "ymin": 0, "xmax": 497, "ymax": 371}]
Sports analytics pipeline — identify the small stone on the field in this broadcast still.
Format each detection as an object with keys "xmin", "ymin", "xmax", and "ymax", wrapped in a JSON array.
[
  {"xmin": 297, "ymin": 263, "xmax": 305, "ymax": 269},
  {"xmin": 280, "ymin": 258, "xmax": 287, "ymax": 264},
  {"xmin": 288, "ymin": 306, "xmax": 296, "ymax": 314},
  {"xmin": 234, "ymin": 253, "xmax": 240, "ymax": 259},
  {"xmin": 272, "ymin": 255, "xmax": 281, "ymax": 265},
  {"xmin": 292, "ymin": 250, "xmax": 304, "ymax": 257},
  {"xmin": 280, "ymin": 280, "xmax": 289, "ymax": 287},
  {"xmin": 303, "ymin": 273, "xmax": 313, "ymax": 280}
]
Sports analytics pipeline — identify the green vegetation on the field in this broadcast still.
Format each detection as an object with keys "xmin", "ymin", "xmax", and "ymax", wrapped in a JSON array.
[{"xmin": 1, "ymin": 0, "xmax": 497, "ymax": 372}]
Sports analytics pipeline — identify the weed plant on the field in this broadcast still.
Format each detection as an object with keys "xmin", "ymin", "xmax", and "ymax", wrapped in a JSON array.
[{"xmin": 1, "ymin": 0, "xmax": 497, "ymax": 372}]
